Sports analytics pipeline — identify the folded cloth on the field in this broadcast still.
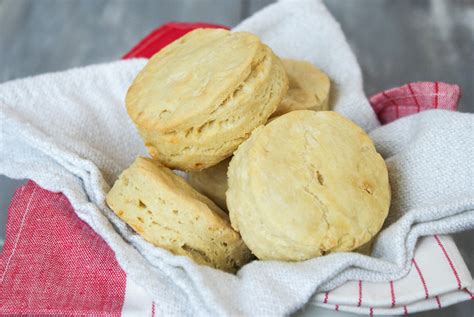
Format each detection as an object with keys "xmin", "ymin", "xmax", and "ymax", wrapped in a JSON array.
[
  {"xmin": 0, "ymin": 0, "xmax": 473, "ymax": 315},
  {"xmin": 312, "ymin": 235, "xmax": 473, "ymax": 315},
  {"xmin": 1, "ymin": 182, "xmax": 472, "ymax": 316}
]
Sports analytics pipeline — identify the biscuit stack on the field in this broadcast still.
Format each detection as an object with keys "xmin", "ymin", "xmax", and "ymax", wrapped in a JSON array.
[{"xmin": 106, "ymin": 28, "xmax": 390, "ymax": 272}]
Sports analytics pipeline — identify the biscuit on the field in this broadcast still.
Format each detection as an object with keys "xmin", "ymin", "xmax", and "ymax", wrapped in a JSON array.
[
  {"xmin": 227, "ymin": 111, "xmax": 390, "ymax": 261},
  {"xmin": 126, "ymin": 28, "xmax": 288, "ymax": 171},
  {"xmin": 272, "ymin": 59, "xmax": 330, "ymax": 117},
  {"xmin": 188, "ymin": 158, "xmax": 230, "ymax": 211},
  {"xmin": 106, "ymin": 157, "xmax": 252, "ymax": 272}
]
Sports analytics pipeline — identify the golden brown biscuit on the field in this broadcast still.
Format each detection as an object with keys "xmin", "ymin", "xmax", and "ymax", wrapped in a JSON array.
[
  {"xmin": 227, "ymin": 111, "xmax": 390, "ymax": 261},
  {"xmin": 272, "ymin": 59, "xmax": 330, "ymax": 117},
  {"xmin": 187, "ymin": 61, "xmax": 330, "ymax": 203},
  {"xmin": 106, "ymin": 157, "xmax": 252, "ymax": 272},
  {"xmin": 126, "ymin": 28, "xmax": 288, "ymax": 171},
  {"xmin": 188, "ymin": 158, "xmax": 230, "ymax": 211}
]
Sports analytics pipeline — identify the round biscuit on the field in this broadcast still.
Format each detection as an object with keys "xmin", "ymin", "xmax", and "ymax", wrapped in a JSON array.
[
  {"xmin": 126, "ymin": 28, "xmax": 288, "ymax": 171},
  {"xmin": 272, "ymin": 59, "xmax": 330, "ymax": 117},
  {"xmin": 227, "ymin": 111, "xmax": 390, "ymax": 261}
]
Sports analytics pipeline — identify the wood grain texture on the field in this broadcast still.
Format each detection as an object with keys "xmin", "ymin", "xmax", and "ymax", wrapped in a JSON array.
[
  {"xmin": 246, "ymin": 0, "xmax": 474, "ymax": 113},
  {"xmin": 0, "ymin": 0, "xmax": 242, "ymax": 82},
  {"xmin": 324, "ymin": 0, "xmax": 474, "ymax": 113}
]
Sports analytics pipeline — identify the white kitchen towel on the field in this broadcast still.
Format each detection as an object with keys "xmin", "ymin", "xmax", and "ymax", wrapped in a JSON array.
[
  {"xmin": 0, "ymin": 0, "xmax": 473, "ymax": 316},
  {"xmin": 312, "ymin": 235, "xmax": 473, "ymax": 315},
  {"xmin": 115, "ymin": 235, "xmax": 473, "ymax": 316}
]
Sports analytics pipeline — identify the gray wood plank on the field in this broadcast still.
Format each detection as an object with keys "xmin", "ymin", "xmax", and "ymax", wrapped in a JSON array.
[
  {"xmin": 0, "ymin": 0, "xmax": 242, "ymax": 83},
  {"xmin": 0, "ymin": 176, "xmax": 26, "ymax": 246},
  {"xmin": 246, "ymin": 0, "xmax": 473, "ymax": 113},
  {"xmin": 246, "ymin": 0, "xmax": 274, "ymax": 16},
  {"xmin": 323, "ymin": 0, "xmax": 474, "ymax": 113}
]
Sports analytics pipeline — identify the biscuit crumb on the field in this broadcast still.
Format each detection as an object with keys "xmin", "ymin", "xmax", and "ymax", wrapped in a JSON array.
[
  {"xmin": 316, "ymin": 171, "xmax": 324, "ymax": 185},
  {"xmin": 362, "ymin": 181, "xmax": 373, "ymax": 195}
]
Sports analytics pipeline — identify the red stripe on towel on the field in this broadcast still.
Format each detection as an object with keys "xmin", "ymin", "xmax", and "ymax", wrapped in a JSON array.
[
  {"xmin": 412, "ymin": 258, "xmax": 429, "ymax": 299},
  {"xmin": 434, "ymin": 235, "xmax": 462, "ymax": 290}
]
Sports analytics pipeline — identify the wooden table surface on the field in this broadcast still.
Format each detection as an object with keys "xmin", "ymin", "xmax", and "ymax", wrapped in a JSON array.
[{"xmin": 0, "ymin": 1, "xmax": 472, "ymax": 316}]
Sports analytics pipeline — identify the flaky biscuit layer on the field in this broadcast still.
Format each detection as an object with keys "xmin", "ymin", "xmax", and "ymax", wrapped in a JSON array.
[{"xmin": 106, "ymin": 157, "xmax": 252, "ymax": 272}]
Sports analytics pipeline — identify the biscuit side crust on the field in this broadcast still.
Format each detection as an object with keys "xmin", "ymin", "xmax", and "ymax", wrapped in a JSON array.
[
  {"xmin": 273, "ymin": 59, "xmax": 330, "ymax": 117},
  {"xmin": 106, "ymin": 157, "xmax": 252, "ymax": 272},
  {"xmin": 188, "ymin": 157, "xmax": 230, "ymax": 211}
]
